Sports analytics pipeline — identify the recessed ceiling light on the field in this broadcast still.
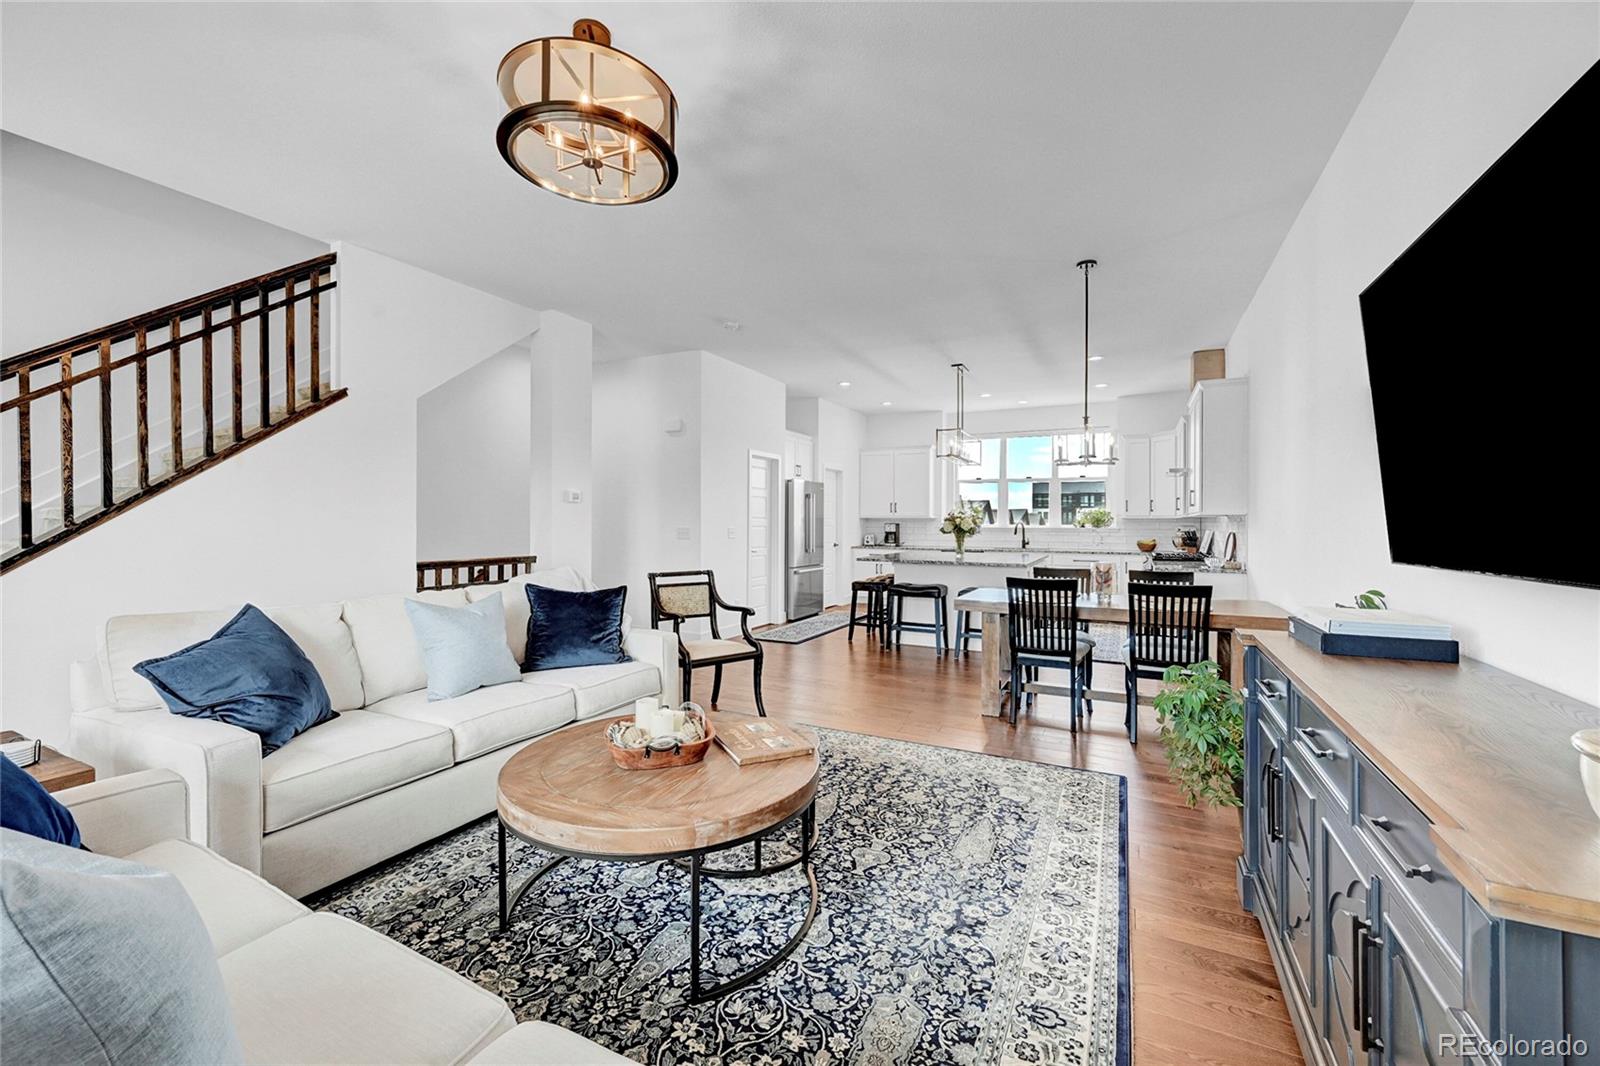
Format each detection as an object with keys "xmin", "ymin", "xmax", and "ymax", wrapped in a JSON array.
[
  {"xmin": 1088, "ymin": 355, "xmax": 1104, "ymax": 362},
  {"xmin": 979, "ymin": 392, "xmax": 992, "ymax": 398},
  {"xmin": 881, "ymin": 401, "xmax": 893, "ymax": 407},
  {"xmin": 838, "ymin": 381, "xmax": 852, "ymax": 387},
  {"xmin": 1017, "ymin": 399, "xmax": 1029, "ymax": 405},
  {"xmin": 1094, "ymin": 382, "xmax": 1108, "ymax": 388}
]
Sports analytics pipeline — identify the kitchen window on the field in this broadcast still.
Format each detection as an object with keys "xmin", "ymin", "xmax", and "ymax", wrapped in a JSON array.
[{"xmin": 957, "ymin": 431, "xmax": 1112, "ymax": 526}]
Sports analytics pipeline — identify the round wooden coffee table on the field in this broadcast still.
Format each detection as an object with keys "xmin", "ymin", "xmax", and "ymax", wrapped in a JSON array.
[{"xmin": 495, "ymin": 714, "xmax": 821, "ymax": 1003}]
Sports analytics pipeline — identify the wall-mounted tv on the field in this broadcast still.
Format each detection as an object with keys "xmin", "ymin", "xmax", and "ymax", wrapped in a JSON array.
[{"xmin": 1359, "ymin": 61, "xmax": 1599, "ymax": 590}]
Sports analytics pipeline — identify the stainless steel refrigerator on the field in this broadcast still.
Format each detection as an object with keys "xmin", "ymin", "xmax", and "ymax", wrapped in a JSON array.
[{"xmin": 784, "ymin": 478, "xmax": 824, "ymax": 621}]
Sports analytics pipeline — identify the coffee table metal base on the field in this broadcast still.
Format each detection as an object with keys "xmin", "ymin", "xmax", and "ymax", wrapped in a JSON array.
[{"xmin": 497, "ymin": 801, "xmax": 819, "ymax": 1004}]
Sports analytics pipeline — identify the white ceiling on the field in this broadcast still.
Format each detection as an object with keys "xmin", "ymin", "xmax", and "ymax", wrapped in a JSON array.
[{"xmin": 1, "ymin": 2, "xmax": 1409, "ymax": 413}]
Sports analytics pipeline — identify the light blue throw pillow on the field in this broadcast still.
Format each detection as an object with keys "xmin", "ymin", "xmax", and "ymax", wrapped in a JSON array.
[
  {"xmin": 0, "ymin": 828, "xmax": 244, "ymax": 1064},
  {"xmin": 404, "ymin": 593, "xmax": 522, "ymax": 701}
]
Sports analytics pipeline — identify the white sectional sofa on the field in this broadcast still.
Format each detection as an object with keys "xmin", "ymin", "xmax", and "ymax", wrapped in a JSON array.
[
  {"xmin": 68, "ymin": 567, "xmax": 679, "ymax": 897},
  {"xmin": 52, "ymin": 768, "xmax": 628, "ymax": 1064}
]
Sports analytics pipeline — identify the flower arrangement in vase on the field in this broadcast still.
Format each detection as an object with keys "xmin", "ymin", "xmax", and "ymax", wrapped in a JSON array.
[{"xmin": 939, "ymin": 504, "xmax": 985, "ymax": 559}]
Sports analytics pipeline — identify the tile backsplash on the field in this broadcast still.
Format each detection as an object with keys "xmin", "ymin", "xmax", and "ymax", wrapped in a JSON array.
[{"xmin": 861, "ymin": 515, "xmax": 1247, "ymax": 562}]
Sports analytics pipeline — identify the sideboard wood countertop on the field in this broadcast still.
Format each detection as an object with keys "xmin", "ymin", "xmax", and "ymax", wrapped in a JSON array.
[{"xmin": 1240, "ymin": 630, "xmax": 1600, "ymax": 938}]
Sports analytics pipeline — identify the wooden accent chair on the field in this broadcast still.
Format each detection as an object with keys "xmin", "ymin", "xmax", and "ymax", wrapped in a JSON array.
[
  {"xmin": 1031, "ymin": 566, "xmax": 1097, "ymax": 715},
  {"xmin": 648, "ymin": 570, "xmax": 767, "ymax": 716},
  {"xmin": 1005, "ymin": 577, "xmax": 1092, "ymax": 732},
  {"xmin": 1123, "ymin": 582, "xmax": 1213, "ymax": 745}
]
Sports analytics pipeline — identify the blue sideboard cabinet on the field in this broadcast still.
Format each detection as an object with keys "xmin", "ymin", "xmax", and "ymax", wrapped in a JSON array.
[{"xmin": 1237, "ymin": 637, "xmax": 1600, "ymax": 1066}]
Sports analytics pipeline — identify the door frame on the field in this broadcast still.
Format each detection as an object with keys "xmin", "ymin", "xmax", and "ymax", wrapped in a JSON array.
[
  {"xmin": 748, "ymin": 450, "xmax": 784, "ymax": 626},
  {"xmin": 823, "ymin": 465, "xmax": 844, "ymax": 607}
]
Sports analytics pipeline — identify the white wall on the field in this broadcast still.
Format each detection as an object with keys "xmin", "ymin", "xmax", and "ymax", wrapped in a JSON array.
[
  {"xmin": 700, "ymin": 354, "xmax": 788, "ymax": 618},
  {"xmin": 591, "ymin": 351, "xmax": 787, "ymax": 628},
  {"xmin": 1, "ymin": 234, "xmax": 543, "ymax": 744},
  {"xmin": 416, "ymin": 341, "xmax": 532, "ymax": 560},
  {"xmin": 591, "ymin": 351, "xmax": 702, "ymax": 622},
  {"xmin": 0, "ymin": 133, "xmax": 327, "ymax": 355},
  {"xmin": 1228, "ymin": 2, "xmax": 1599, "ymax": 702},
  {"xmin": 529, "ymin": 311, "xmax": 594, "ymax": 575},
  {"xmin": 1115, "ymin": 390, "xmax": 1190, "ymax": 437}
]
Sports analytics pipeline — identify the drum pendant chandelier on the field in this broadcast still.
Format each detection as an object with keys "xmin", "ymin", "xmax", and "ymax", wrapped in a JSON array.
[{"xmin": 496, "ymin": 19, "xmax": 678, "ymax": 205}]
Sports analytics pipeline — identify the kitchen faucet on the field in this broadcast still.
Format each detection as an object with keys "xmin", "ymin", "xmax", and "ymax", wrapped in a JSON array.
[{"xmin": 1013, "ymin": 522, "xmax": 1029, "ymax": 550}]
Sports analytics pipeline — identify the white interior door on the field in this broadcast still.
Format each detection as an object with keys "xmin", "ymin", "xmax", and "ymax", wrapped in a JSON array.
[
  {"xmin": 748, "ymin": 456, "xmax": 772, "ymax": 624},
  {"xmin": 823, "ymin": 468, "xmax": 842, "ymax": 606}
]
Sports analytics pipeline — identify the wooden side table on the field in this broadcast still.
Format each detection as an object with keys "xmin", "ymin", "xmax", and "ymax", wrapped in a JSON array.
[{"xmin": 1, "ymin": 730, "xmax": 95, "ymax": 793}]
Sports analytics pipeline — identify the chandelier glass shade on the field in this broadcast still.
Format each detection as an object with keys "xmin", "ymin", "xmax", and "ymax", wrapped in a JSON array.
[
  {"xmin": 1056, "ymin": 258, "xmax": 1117, "ymax": 469},
  {"xmin": 935, "ymin": 363, "xmax": 982, "ymax": 466},
  {"xmin": 496, "ymin": 20, "xmax": 678, "ymax": 205}
]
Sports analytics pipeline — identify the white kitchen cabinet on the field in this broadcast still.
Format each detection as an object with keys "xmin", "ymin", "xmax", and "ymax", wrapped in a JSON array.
[
  {"xmin": 891, "ymin": 449, "xmax": 934, "ymax": 518},
  {"xmin": 1150, "ymin": 431, "xmax": 1182, "ymax": 518},
  {"xmin": 1116, "ymin": 436, "xmax": 1153, "ymax": 517},
  {"xmin": 851, "ymin": 549, "xmax": 894, "ymax": 580},
  {"xmin": 1182, "ymin": 378, "xmax": 1249, "ymax": 516},
  {"xmin": 784, "ymin": 431, "xmax": 814, "ymax": 481},
  {"xmin": 859, "ymin": 447, "xmax": 934, "ymax": 518}
]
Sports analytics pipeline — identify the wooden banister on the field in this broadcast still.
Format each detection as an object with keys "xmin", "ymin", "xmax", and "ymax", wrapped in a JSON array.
[
  {"xmin": 2, "ymin": 254, "xmax": 344, "ymax": 573},
  {"xmin": 417, "ymin": 555, "xmax": 539, "ymax": 593}
]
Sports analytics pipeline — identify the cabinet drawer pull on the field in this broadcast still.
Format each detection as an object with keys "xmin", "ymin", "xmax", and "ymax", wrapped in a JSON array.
[
  {"xmin": 1256, "ymin": 679, "xmax": 1286, "ymax": 701},
  {"xmin": 1362, "ymin": 814, "xmax": 1435, "ymax": 881},
  {"xmin": 1297, "ymin": 727, "xmax": 1337, "ymax": 759}
]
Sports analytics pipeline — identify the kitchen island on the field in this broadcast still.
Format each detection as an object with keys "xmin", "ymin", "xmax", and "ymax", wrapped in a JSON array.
[{"xmin": 854, "ymin": 548, "xmax": 1047, "ymax": 650}]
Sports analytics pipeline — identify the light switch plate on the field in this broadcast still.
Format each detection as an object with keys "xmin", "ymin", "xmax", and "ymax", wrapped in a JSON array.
[{"xmin": 564, "ymin": 490, "xmax": 582, "ymax": 503}]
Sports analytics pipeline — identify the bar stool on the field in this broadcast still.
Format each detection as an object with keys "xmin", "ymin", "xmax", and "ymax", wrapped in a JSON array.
[
  {"xmin": 955, "ymin": 586, "xmax": 983, "ymax": 657},
  {"xmin": 847, "ymin": 574, "xmax": 894, "ymax": 642},
  {"xmin": 887, "ymin": 583, "xmax": 950, "ymax": 655}
]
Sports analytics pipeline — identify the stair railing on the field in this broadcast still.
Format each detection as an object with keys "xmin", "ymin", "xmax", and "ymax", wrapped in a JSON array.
[
  {"xmin": 1, "ymin": 253, "xmax": 344, "ymax": 572},
  {"xmin": 417, "ymin": 555, "xmax": 539, "ymax": 593}
]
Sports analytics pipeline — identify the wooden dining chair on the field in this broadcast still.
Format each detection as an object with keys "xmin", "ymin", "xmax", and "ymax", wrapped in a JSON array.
[
  {"xmin": 1127, "ymin": 568, "xmax": 1195, "ymax": 584},
  {"xmin": 1005, "ymin": 577, "xmax": 1091, "ymax": 733},
  {"xmin": 1123, "ymin": 582, "xmax": 1213, "ymax": 745},
  {"xmin": 1030, "ymin": 566, "xmax": 1097, "ymax": 715},
  {"xmin": 648, "ymin": 570, "xmax": 766, "ymax": 716}
]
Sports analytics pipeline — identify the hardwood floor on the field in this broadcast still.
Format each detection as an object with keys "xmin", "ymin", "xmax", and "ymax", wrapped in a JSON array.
[{"xmin": 698, "ymin": 610, "xmax": 1303, "ymax": 1066}]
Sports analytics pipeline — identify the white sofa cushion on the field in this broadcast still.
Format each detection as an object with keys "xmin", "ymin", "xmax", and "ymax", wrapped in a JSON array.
[
  {"xmin": 98, "ymin": 603, "xmax": 365, "ymax": 713},
  {"xmin": 218, "ymin": 913, "xmax": 514, "ymax": 1065},
  {"xmin": 128, "ymin": 838, "xmax": 307, "ymax": 956},
  {"xmin": 526, "ymin": 660, "xmax": 662, "ymax": 720},
  {"xmin": 471, "ymin": 1022, "xmax": 634, "ymax": 1065},
  {"xmin": 261, "ymin": 711, "xmax": 453, "ymax": 833},
  {"xmin": 366, "ymin": 682, "xmax": 576, "ymax": 762},
  {"xmin": 468, "ymin": 567, "xmax": 631, "ymax": 664},
  {"xmin": 342, "ymin": 589, "xmax": 469, "ymax": 704}
]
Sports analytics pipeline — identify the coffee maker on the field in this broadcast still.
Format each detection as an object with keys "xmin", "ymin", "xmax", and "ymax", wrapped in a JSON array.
[{"xmin": 882, "ymin": 522, "xmax": 901, "ymax": 546}]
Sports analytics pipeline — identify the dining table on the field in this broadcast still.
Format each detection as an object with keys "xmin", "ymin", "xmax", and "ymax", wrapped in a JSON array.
[{"xmin": 951, "ymin": 587, "xmax": 1290, "ymax": 717}]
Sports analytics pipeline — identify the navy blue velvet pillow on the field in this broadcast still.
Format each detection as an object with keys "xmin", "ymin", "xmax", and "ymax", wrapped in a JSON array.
[
  {"xmin": 523, "ymin": 585, "xmax": 630, "ymax": 671},
  {"xmin": 1, "ymin": 754, "xmax": 82, "ymax": 848},
  {"xmin": 134, "ymin": 604, "xmax": 336, "ymax": 756}
]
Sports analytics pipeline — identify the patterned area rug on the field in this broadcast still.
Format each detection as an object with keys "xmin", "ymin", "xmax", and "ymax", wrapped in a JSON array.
[
  {"xmin": 315, "ymin": 728, "xmax": 1129, "ymax": 1065},
  {"xmin": 756, "ymin": 613, "xmax": 851, "ymax": 644}
]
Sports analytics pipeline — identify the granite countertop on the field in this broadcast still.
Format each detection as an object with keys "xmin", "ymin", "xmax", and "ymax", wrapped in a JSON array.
[{"xmin": 854, "ymin": 549, "xmax": 1049, "ymax": 568}]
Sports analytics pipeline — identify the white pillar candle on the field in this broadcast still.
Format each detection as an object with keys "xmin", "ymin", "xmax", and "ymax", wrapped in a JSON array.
[{"xmin": 633, "ymin": 697, "xmax": 660, "ymax": 737}]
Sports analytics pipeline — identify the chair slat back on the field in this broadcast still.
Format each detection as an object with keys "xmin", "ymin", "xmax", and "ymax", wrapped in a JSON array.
[
  {"xmin": 1034, "ymin": 566, "xmax": 1092, "ymax": 588},
  {"xmin": 1128, "ymin": 568, "xmax": 1195, "ymax": 585},
  {"xmin": 1127, "ymin": 582, "xmax": 1213, "ymax": 668},
  {"xmin": 1006, "ymin": 576, "xmax": 1080, "ymax": 659}
]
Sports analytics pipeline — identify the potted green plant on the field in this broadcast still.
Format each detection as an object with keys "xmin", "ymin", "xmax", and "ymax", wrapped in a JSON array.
[
  {"xmin": 939, "ymin": 504, "xmax": 984, "ymax": 559},
  {"xmin": 1152, "ymin": 660, "xmax": 1244, "ymax": 810},
  {"xmin": 1074, "ymin": 507, "xmax": 1113, "ymax": 529}
]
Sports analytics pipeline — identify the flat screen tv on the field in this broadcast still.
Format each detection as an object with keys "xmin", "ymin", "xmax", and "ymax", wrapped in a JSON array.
[{"xmin": 1359, "ymin": 60, "xmax": 1599, "ymax": 590}]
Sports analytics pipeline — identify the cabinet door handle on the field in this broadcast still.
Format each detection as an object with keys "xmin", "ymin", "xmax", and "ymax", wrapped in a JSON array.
[
  {"xmin": 1363, "ymin": 815, "xmax": 1435, "ymax": 881},
  {"xmin": 1148, "ymin": 498, "xmax": 1154, "ymax": 513},
  {"xmin": 1257, "ymin": 679, "xmax": 1286, "ymax": 700},
  {"xmin": 1351, "ymin": 914, "xmax": 1366, "ymax": 1048},
  {"xmin": 1354, "ymin": 916, "xmax": 1385, "ymax": 1052},
  {"xmin": 1298, "ymin": 727, "xmax": 1337, "ymax": 759}
]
